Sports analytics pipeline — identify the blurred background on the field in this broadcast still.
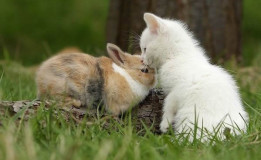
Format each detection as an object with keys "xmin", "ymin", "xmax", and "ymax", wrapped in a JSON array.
[
  {"xmin": 0, "ymin": 0, "xmax": 260, "ymax": 67},
  {"xmin": 0, "ymin": 0, "xmax": 109, "ymax": 65},
  {"xmin": 0, "ymin": 1, "xmax": 261, "ymax": 159}
]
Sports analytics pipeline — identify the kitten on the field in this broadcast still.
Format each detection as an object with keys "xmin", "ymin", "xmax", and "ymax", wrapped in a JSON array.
[{"xmin": 140, "ymin": 13, "xmax": 248, "ymax": 141}]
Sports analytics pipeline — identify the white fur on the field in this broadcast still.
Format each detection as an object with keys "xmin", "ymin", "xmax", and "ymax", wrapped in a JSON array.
[
  {"xmin": 112, "ymin": 63, "xmax": 150, "ymax": 100},
  {"xmin": 140, "ymin": 13, "xmax": 248, "ymax": 141}
]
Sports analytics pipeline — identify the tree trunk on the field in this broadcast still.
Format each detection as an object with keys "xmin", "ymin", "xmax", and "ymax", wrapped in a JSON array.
[
  {"xmin": 106, "ymin": 0, "xmax": 242, "ymax": 62},
  {"xmin": 0, "ymin": 89, "xmax": 165, "ymax": 133}
]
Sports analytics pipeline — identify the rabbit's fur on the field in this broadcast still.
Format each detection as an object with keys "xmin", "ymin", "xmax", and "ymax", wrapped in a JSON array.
[{"xmin": 36, "ymin": 43, "xmax": 156, "ymax": 115}]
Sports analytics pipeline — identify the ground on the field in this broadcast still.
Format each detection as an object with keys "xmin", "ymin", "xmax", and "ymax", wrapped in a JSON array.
[
  {"xmin": 0, "ymin": 58, "xmax": 260, "ymax": 160},
  {"xmin": 0, "ymin": 0, "xmax": 261, "ymax": 159}
]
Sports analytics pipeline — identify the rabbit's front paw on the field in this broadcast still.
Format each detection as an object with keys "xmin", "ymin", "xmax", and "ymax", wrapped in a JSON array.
[{"xmin": 160, "ymin": 119, "xmax": 169, "ymax": 133}]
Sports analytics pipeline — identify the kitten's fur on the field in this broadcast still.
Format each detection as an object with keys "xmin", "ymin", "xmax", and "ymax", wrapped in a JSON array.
[{"xmin": 140, "ymin": 13, "xmax": 248, "ymax": 141}]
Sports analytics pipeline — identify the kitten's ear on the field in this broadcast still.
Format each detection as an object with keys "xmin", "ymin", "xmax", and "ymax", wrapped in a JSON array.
[
  {"xmin": 144, "ymin": 13, "xmax": 163, "ymax": 34},
  {"xmin": 107, "ymin": 43, "xmax": 125, "ymax": 66}
]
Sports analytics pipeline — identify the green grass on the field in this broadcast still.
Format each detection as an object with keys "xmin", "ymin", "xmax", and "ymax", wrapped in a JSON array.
[
  {"xmin": 0, "ymin": 0, "xmax": 261, "ymax": 159},
  {"xmin": 0, "ymin": 57, "xmax": 261, "ymax": 160}
]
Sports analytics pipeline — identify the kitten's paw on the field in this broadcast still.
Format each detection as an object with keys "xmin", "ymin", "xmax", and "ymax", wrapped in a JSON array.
[{"xmin": 160, "ymin": 119, "xmax": 169, "ymax": 133}]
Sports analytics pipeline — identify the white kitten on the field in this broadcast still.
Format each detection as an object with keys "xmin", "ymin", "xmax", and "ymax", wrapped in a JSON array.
[{"xmin": 140, "ymin": 13, "xmax": 248, "ymax": 141}]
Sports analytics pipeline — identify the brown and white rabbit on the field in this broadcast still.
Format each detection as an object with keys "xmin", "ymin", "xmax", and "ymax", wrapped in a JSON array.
[{"xmin": 36, "ymin": 43, "xmax": 156, "ymax": 115}]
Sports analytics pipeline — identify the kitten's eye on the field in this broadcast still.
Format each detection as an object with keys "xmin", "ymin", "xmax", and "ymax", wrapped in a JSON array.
[
  {"xmin": 141, "ymin": 68, "xmax": 148, "ymax": 73},
  {"xmin": 144, "ymin": 48, "xmax": 146, "ymax": 52}
]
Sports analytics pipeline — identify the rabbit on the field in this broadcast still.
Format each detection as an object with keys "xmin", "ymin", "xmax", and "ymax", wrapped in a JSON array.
[
  {"xmin": 36, "ymin": 43, "xmax": 156, "ymax": 115},
  {"xmin": 57, "ymin": 46, "xmax": 83, "ymax": 54},
  {"xmin": 27, "ymin": 47, "xmax": 83, "ymax": 74}
]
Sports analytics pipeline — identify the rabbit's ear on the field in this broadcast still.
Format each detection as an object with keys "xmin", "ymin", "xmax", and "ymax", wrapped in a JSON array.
[
  {"xmin": 107, "ymin": 43, "xmax": 125, "ymax": 66},
  {"xmin": 144, "ymin": 13, "xmax": 164, "ymax": 34}
]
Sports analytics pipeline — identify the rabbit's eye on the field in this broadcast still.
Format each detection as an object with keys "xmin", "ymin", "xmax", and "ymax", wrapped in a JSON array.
[
  {"xmin": 141, "ymin": 68, "xmax": 148, "ymax": 73},
  {"xmin": 144, "ymin": 48, "xmax": 146, "ymax": 52}
]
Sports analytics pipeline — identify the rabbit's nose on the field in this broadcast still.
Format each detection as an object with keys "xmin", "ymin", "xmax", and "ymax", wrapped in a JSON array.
[{"xmin": 141, "ymin": 68, "xmax": 148, "ymax": 73}]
